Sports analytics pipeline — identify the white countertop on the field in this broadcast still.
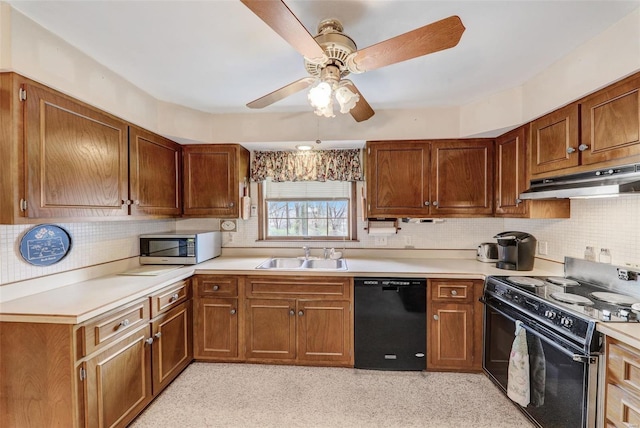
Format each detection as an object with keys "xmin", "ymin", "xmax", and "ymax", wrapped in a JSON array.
[
  {"xmin": 598, "ymin": 322, "xmax": 640, "ymax": 350},
  {"xmin": 0, "ymin": 255, "xmax": 563, "ymax": 324}
]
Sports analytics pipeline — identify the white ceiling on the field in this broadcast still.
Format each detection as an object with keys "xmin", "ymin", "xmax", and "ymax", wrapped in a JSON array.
[{"xmin": 7, "ymin": 0, "xmax": 640, "ymax": 119}]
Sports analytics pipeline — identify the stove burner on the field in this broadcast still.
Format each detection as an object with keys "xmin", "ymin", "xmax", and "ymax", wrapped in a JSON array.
[
  {"xmin": 590, "ymin": 292, "xmax": 638, "ymax": 306},
  {"xmin": 550, "ymin": 292, "xmax": 594, "ymax": 306},
  {"xmin": 546, "ymin": 277, "xmax": 580, "ymax": 287},
  {"xmin": 507, "ymin": 276, "xmax": 545, "ymax": 287}
]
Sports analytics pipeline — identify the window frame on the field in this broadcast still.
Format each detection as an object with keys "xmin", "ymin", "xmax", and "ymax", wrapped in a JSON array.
[{"xmin": 257, "ymin": 182, "xmax": 358, "ymax": 242}]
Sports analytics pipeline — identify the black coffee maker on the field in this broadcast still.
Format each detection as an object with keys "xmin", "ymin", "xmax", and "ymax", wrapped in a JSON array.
[{"xmin": 493, "ymin": 231, "xmax": 537, "ymax": 271}]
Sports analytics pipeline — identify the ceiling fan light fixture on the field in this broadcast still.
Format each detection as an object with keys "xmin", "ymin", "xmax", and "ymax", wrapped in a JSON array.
[{"xmin": 308, "ymin": 80, "xmax": 333, "ymax": 109}]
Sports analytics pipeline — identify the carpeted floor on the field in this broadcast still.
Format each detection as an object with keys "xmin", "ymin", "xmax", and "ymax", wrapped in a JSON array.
[{"xmin": 130, "ymin": 363, "xmax": 534, "ymax": 428}]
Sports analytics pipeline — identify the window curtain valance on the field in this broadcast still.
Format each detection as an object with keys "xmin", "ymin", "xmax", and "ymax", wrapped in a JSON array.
[{"xmin": 250, "ymin": 149, "xmax": 363, "ymax": 182}]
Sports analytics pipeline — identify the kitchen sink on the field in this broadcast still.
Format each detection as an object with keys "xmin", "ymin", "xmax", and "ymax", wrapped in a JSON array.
[{"xmin": 255, "ymin": 257, "xmax": 347, "ymax": 271}]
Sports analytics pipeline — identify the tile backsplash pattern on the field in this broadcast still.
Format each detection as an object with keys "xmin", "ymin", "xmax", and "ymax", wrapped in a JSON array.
[
  {"xmin": 0, "ymin": 220, "xmax": 174, "ymax": 284},
  {"xmin": 2, "ymin": 196, "xmax": 639, "ymax": 285}
]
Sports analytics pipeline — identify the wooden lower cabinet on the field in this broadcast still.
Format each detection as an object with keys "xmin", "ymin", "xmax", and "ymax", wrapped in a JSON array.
[
  {"xmin": 83, "ymin": 325, "xmax": 153, "ymax": 428},
  {"xmin": 194, "ymin": 297, "xmax": 240, "ymax": 359},
  {"xmin": 244, "ymin": 276, "xmax": 353, "ymax": 367},
  {"xmin": 151, "ymin": 301, "xmax": 193, "ymax": 392},
  {"xmin": 427, "ymin": 279, "xmax": 483, "ymax": 372},
  {"xmin": 604, "ymin": 337, "xmax": 640, "ymax": 427}
]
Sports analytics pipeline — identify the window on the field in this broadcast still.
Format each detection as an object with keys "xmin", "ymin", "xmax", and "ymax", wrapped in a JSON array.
[{"xmin": 260, "ymin": 180, "xmax": 357, "ymax": 240}]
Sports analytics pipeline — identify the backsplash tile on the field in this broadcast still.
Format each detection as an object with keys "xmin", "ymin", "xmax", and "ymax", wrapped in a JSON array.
[{"xmin": 0, "ymin": 220, "xmax": 175, "ymax": 284}]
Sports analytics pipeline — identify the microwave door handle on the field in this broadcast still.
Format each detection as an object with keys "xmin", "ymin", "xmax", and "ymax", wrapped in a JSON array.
[{"xmin": 483, "ymin": 300, "xmax": 588, "ymax": 361}]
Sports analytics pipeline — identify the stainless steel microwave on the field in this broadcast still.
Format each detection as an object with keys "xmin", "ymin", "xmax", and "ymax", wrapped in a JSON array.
[{"xmin": 139, "ymin": 231, "xmax": 221, "ymax": 265}]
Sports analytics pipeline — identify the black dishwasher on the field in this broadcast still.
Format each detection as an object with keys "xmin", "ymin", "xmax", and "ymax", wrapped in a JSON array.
[{"xmin": 354, "ymin": 277, "xmax": 426, "ymax": 371}]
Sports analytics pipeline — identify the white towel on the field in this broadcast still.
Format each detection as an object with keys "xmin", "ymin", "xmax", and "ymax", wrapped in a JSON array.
[{"xmin": 507, "ymin": 320, "xmax": 530, "ymax": 407}]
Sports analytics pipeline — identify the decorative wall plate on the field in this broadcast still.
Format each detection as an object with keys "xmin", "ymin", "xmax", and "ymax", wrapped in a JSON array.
[{"xmin": 19, "ymin": 224, "xmax": 72, "ymax": 266}]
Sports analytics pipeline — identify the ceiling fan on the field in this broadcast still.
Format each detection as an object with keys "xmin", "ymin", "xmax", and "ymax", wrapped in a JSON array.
[{"xmin": 241, "ymin": 0, "xmax": 465, "ymax": 122}]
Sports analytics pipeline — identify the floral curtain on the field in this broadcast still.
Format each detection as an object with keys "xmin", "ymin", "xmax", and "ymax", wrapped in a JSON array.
[{"xmin": 250, "ymin": 149, "xmax": 363, "ymax": 182}]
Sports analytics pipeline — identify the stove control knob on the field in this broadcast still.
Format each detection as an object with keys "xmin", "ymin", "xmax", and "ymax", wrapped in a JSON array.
[
  {"xmin": 561, "ymin": 317, "xmax": 574, "ymax": 328},
  {"xmin": 544, "ymin": 310, "xmax": 557, "ymax": 320},
  {"xmin": 602, "ymin": 310, "xmax": 611, "ymax": 321},
  {"xmin": 619, "ymin": 309, "xmax": 630, "ymax": 320}
]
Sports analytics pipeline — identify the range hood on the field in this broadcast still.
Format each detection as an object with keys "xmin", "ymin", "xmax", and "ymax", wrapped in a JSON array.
[{"xmin": 519, "ymin": 163, "xmax": 640, "ymax": 200}]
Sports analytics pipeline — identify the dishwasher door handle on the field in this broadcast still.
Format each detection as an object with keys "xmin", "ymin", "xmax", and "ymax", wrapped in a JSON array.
[{"xmin": 382, "ymin": 286, "xmax": 399, "ymax": 292}]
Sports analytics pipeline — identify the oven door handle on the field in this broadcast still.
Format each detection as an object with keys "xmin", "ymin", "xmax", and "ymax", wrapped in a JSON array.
[{"xmin": 483, "ymin": 299, "xmax": 595, "ymax": 363}]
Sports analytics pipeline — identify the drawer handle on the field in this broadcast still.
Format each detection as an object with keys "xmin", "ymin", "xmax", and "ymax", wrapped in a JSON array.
[
  {"xmin": 170, "ymin": 293, "xmax": 180, "ymax": 302},
  {"xmin": 212, "ymin": 285, "xmax": 219, "ymax": 291},
  {"xmin": 119, "ymin": 319, "xmax": 130, "ymax": 328},
  {"xmin": 230, "ymin": 309, "xmax": 237, "ymax": 315},
  {"xmin": 450, "ymin": 290, "xmax": 458, "ymax": 296},
  {"xmin": 154, "ymin": 332, "xmax": 162, "ymax": 339}
]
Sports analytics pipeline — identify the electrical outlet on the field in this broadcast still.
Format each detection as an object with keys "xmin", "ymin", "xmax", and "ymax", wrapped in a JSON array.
[
  {"xmin": 538, "ymin": 241, "xmax": 548, "ymax": 255},
  {"xmin": 374, "ymin": 236, "xmax": 387, "ymax": 246},
  {"xmin": 250, "ymin": 204, "xmax": 258, "ymax": 217}
]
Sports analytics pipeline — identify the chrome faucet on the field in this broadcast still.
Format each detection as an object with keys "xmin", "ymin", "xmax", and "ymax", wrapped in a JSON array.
[
  {"xmin": 302, "ymin": 246, "xmax": 310, "ymax": 259},
  {"xmin": 323, "ymin": 248, "xmax": 329, "ymax": 259}
]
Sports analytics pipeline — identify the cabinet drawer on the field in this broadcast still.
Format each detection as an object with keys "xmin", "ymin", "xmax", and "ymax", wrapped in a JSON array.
[
  {"xmin": 608, "ymin": 339, "xmax": 640, "ymax": 394},
  {"xmin": 246, "ymin": 276, "xmax": 350, "ymax": 300},
  {"xmin": 150, "ymin": 279, "xmax": 190, "ymax": 318},
  {"xmin": 196, "ymin": 276, "xmax": 238, "ymax": 297},
  {"xmin": 606, "ymin": 383, "xmax": 640, "ymax": 428},
  {"xmin": 430, "ymin": 279, "xmax": 476, "ymax": 303},
  {"xmin": 82, "ymin": 298, "xmax": 150, "ymax": 356}
]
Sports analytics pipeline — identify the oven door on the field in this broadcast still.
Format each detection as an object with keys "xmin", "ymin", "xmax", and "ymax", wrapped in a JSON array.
[{"xmin": 483, "ymin": 297, "xmax": 598, "ymax": 428}]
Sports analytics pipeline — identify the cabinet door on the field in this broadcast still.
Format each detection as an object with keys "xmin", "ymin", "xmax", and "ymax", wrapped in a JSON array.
[
  {"xmin": 24, "ymin": 83, "xmax": 129, "ymax": 218},
  {"xmin": 428, "ymin": 302, "xmax": 475, "ymax": 370},
  {"xmin": 183, "ymin": 145, "xmax": 248, "ymax": 217},
  {"xmin": 366, "ymin": 141, "xmax": 430, "ymax": 217},
  {"xmin": 495, "ymin": 126, "xmax": 528, "ymax": 216},
  {"xmin": 245, "ymin": 298, "xmax": 296, "ymax": 361},
  {"xmin": 297, "ymin": 300, "xmax": 351, "ymax": 364},
  {"xmin": 530, "ymin": 103, "xmax": 580, "ymax": 175},
  {"xmin": 129, "ymin": 125, "xmax": 182, "ymax": 216},
  {"xmin": 151, "ymin": 301, "xmax": 192, "ymax": 394},
  {"xmin": 84, "ymin": 325, "xmax": 152, "ymax": 428},
  {"xmin": 580, "ymin": 75, "xmax": 640, "ymax": 166},
  {"xmin": 430, "ymin": 140, "xmax": 494, "ymax": 216},
  {"xmin": 194, "ymin": 297, "xmax": 239, "ymax": 359}
]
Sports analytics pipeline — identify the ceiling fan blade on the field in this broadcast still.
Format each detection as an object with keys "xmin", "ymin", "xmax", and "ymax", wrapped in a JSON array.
[
  {"xmin": 247, "ymin": 77, "xmax": 315, "ymax": 109},
  {"xmin": 240, "ymin": 0, "xmax": 325, "ymax": 62},
  {"xmin": 343, "ymin": 81, "xmax": 375, "ymax": 122},
  {"xmin": 348, "ymin": 15, "xmax": 465, "ymax": 73}
]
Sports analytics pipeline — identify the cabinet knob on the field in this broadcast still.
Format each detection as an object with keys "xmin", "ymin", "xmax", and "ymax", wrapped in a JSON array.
[
  {"xmin": 119, "ymin": 319, "xmax": 130, "ymax": 328},
  {"xmin": 566, "ymin": 147, "xmax": 576, "ymax": 154},
  {"xmin": 145, "ymin": 338, "xmax": 154, "ymax": 345},
  {"xmin": 229, "ymin": 202, "xmax": 235, "ymax": 207},
  {"xmin": 515, "ymin": 198, "xmax": 522, "ymax": 205},
  {"xmin": 170, "ymin": 293, "xmax": 180, "ymax": 302},
  {"xmin": 133, "ymin": 200, "xmax": 140, "ymax": 205},
  {"xmin": 578, "ymin": 144, "xmax": 589, "ymax": 152},
  {"xmin": 433, "ymin": 314, "xmax": 439, "ymax": 321},
  {"xmin": 432, "ymin": 201, "xmax": 439, "ymax": 207},
  {"xmin": 424, "ymin": 201, "xmax": 430, "ymax": 206},
  {"xmin": 289, "ymin": 309, "xmax": 295, "ymax": 316},
  {"xmin": 154, "ymin": 332, "xmax": 162, "ymax": 339},
  {"xmin": 298, "ymin": 310, "xmax": 304, "ymax": 316},
  {"xmin": 451, "ymin": 290, "xmax": 458, "ymax": 296},
  {"xmin": 230, "ymin": 309, "xmax": 237, "ymax": 315},
  {"xmin": 212, "ymin": 285, "xmax": 219, "ymax": 291}
]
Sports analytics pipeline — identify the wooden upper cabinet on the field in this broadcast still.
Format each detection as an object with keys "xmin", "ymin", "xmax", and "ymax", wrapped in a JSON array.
[
  {"xmin": 183, "ymin": 144, "xmax": 250, "ymax": 218},
  {"xmin": 366, "ymin": 141, "xmax": 430, "ymax": 217},
  {"xmin": 495, "ymin": 126, "xmax": 569, "ymax": 219},
  {"xmin": 25, "ymin": 83, "xmax": 130, "ymax": 218},
  {"xmin": 530, "ymin": 103, "xmax": 580, "ymax": 176},
  {"xmin": 580, "ymin": 74, "xmax": 640, "ymax": 166},
  {"xmin": 495, "ymin": 126, "xmax": 527, "ymax": 216},
  {"xmin": 129, "ymin": 125, "xmax": 182, "ymax": 216},
  {"xmin": 430, "ymin": 140, "xmax": 494, "ymax": 216},
  {"xmin": 366, "ymin": 140, "xmax": 493, "ymax": 218}
]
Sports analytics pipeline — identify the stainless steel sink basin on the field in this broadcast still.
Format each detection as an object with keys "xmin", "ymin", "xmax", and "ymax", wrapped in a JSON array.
[{"xmin": 255, "ymin": 257, "xmax": 347, "ymax": 271}]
